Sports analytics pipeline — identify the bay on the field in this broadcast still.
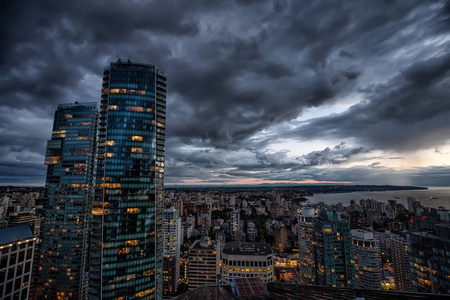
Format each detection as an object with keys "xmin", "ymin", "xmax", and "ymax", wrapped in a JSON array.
[{"xmin": 305, "ymin": 186, "xmax": 450, "ymax": 209}]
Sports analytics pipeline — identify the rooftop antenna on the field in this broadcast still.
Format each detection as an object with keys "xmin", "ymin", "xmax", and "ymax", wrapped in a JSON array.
[
  {"xmin": 117, "ymin": 54, "xmax": 122, "ymax": 63},
  {"xmin": 127, "ymin": 55, "xmax": 131, "ymax": 63}
]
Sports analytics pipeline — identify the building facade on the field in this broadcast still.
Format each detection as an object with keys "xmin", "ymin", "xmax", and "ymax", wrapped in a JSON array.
[
  {"xmin": 38, "ymin": 102, "xmax": 97, "ymax": 299},
  {"xmin": 0, "ymin": 226, "xmax": 36, "ymax": 300},
  {"xmin": 89, "ymin": 61, "xmax": 166, "ymax": 300},
  {"xmin": 351, "ymin": 229, "xmax": 382, "ymax": 290},
  {"xmin": 187, "ymin": 237, "xmax": 219, "ymax": 290},
  {"xmin": 221, "ymin": 242, "xmax": 274, "ymax": 284},
  {"xmin": 298, "ymin": 207, "xmax": 316, "ymax": 285},
  {"xmin": 313, "ymin": 211, "xmax": 356, "ymax": 288},
  {"xmin": 163, "ymin": 208, "xmax": 181, "ymax": 295},
  {"xmin": 409, "ymin": 224, "xmax": 450, "ymax": 294},
  {"xmin": 390, "ymin": 234, "xmax": 410, "ymax": 291}
]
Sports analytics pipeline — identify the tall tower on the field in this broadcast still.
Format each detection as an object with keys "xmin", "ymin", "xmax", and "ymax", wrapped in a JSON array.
[
  {"xmin": 313, "ymin": 211, "xmax": 356, "ymax": 288},
  {"xmin": 351, "ymin": 229, "xmax": 382, "ymax": 290},
  {"xmin": 38, "ymin": 102, "xmax": 97, "ymax": 299},
  {"xmin": 89, "ymin": 61, "xmax": 166, "ymax": 300},
  {"xmin": 162, "ymin": 208, "xmax": 181, "ymax": 295},
  {"xmin": 298, "ymin": 207, "xmax": 316, "ymax": 285}
]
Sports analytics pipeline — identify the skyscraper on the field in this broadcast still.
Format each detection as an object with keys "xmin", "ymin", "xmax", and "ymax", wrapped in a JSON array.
[
  {"xmin": 298, "ymin": 207, "xmax": 316, "ymax": 285},
  {"xmin": 89, "ymin": 61, "xmax": 166, "ymax": 299},
  {"xmin": 351, "ymin": 229, "xmax": 382, "ymax": 290},
  {"xmin": 163, "ymin": 207, "xmax": 181, "ymax": 295},
  {"xmin": 313, "ymin": 211, "xmax": 356, "ymax": 288},
  {"xmin": 38, "ymin": 102, "xmax": 97, "ymax": 299}
]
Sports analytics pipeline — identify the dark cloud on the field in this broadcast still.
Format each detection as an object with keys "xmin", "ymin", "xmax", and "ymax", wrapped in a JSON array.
[{"xmin": 0, "ymin": 0, "xmax": 449, "ymax": 185}]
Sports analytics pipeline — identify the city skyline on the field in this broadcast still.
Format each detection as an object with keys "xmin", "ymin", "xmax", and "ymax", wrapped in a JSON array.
[{"xmin": 1, "ymin": 0, "xmax": 450, "ymax": 186}]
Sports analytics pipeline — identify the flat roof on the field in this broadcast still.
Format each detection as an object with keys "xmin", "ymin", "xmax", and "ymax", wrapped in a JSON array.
[
  {"xmin": 0, "ymin": 225, "xmax": 33, "ymax": 245},
  {"xmin": 223, "ymin": 242, "xmax": 273, "ymax": 256}
]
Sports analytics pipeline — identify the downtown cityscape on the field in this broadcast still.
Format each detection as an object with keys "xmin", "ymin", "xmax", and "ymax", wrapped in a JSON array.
[{"xmin": 1, "ymin": 1, "xmax": 450, "ymax": 299}]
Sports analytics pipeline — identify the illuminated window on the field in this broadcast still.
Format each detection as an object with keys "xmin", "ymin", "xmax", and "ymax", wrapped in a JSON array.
[
  {"xmin": 77, "ymin": 137, "xmax": 88, "ymax": 140},
  {"xmin": 128, "ymin": 106, "xmax": 144, "ymax": 112},
  {"xmin": 126, "ymin": 240, "xmax": 137, "ymax": 246},
  {"xmin": 127, "ymin": 208, "xmax": 139, "ymax": 213},
  {"xmin": 147, "ymin": 108, "xmax": 153, "ymax": 112},
  {"xmin": 132, "ymin": 136, "xmax": 143, "ymax": 141},
  {"xmin": 45, "ymin": 156, "xmax": 61, "ymax": 165},
  {"xmin": 106, "ymin": 141, "xmax": 115, "ymax": 146},
  {"xmin": 131, "ymin": 147, "xmax": 142, "ymax": 153},
  {"xmin": 106, "ymin": 153, "xmax": 114, "ymax": 157},
  {"xmin": 65, "ymin": 114, "xmax": 73, "ymax": 119},
  {"xmin": 108, "ymin": 105, "xmax": 117, "ymax": 110},
  {"xmin": 52, "ymin": 130, "xmax": 66, "ymax": 138},
  {"xmin": 138, "ymin": 90, "xmax": 145, "ymax": 95},
  {"xmin": 110, "ymin": 89, "xmax": 120, "ymax": 93},
  {"xmin": 102, "ymin": 88, "xmax": 108, "ymax": 94}
]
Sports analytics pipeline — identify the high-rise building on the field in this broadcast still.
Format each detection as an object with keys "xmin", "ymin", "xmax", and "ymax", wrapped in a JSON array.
[
  {"xmin": 351, "ymin": 229, "xmax": 382, "ymax": 290},
  {"xmin": 89, "ymin": 61, "xmax": 167, "ymax": 300},
  {"xmin": 38, "ymin": 102, "xmax": 97, "ymax": 299},
  {"xmin": 0, "ymin": 225, "xmax": 36, "ymax": 300},
  {"xmin": 298, "ymin": 207, "xmax": 316, "ymax": 285},
  {"xmin": 187, "ymin": 237, "xmax": 219, "ymax": 290},
  {"xmin": 313, "ymin": 211, "xmax": 356, "ymax": 288},
  {"xmin": 230, "ymin": 209, "xmax": 240, "ymax": 238},
  {"xmin": 274, "ymin": 222, "xmax": 287, "ymax": 251},
  {"xmin": 409, "ymin": 224, "xmax": 450, "ymax": 294},
  {"xmin": 163, "ymin": 207, "xmax": 181, "ymax": 295},
  {"xmin": 390, "ymin": 234, "xmax": 410, "ymax": 291}
]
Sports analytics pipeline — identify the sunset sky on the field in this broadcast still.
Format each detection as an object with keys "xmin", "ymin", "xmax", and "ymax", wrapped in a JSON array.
[{"xmin": 1, "ymin": 0, "xmax": 450, "ymax": 186}]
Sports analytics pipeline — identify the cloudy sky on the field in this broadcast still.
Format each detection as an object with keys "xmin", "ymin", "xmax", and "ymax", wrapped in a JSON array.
[{"xmin": 1, "ymin": 0, "xmax": 450, "ymax": 186}]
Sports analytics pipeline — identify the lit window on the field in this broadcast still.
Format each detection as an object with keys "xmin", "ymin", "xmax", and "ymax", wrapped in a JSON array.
[
  {"xmin": 77, "ymin": 137, "xmax": 88, "ymax": 140},
  {"xmin": 147, "ymin": 108, "xmax": 153, "ymax": 112},
  {"xmin": 65, "ymin": 114, "xmax": 73, "ymax": 119},
  {"xmin": 127, "ymin": 208, "xmax": 139, "ymax": 213},
  {"xmin": 138, "ymin": 90, "xmax": 145, "ymax": 95},
  {"xmin": 106, "ymin": 153, "xmax": 114, "ymax": 157},
  {"xmin": 110, "ymin": 89, "xmax": 120, "ymax": 93},
  {"xmin": 106, "ymin": 141, "xmax": 115, "ymax": 146},
  {"xmin": 132, "ymin": 136, "xmax": 143, "ymax": 141},
  {"xmin": 108, "ymin": 105, "xmax": 117, "ymax": 110},
  {"xmin": 131, "ymin": 147, "xmax": 142, "ymax": 153},
  {"xmin": 128, "ymin": 106, "xmax": 144, "ymax": 112}
]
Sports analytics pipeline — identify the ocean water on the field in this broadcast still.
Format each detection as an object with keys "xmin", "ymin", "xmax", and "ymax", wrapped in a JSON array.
[{"xmin": 305, "ymin": 186, "xmax": 450, "ymax": 209}]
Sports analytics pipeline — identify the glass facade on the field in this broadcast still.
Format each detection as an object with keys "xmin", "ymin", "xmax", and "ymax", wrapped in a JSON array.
[
  {"xmin": 89, "ymin": 62, "xmax": 166, "ymax": 300},
  {"xmin": 313, "ymin": 211, "xmax": 356, "ymax": 288},
  {"xmin": 39, "ymin": 102, "xmax": 97, "ymax": 299}
]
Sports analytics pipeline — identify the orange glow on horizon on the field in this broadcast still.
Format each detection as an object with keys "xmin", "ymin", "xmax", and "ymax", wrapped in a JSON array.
[{"xmin": 170, "ymin": 178, "xmax": 352, "ymax": 186}]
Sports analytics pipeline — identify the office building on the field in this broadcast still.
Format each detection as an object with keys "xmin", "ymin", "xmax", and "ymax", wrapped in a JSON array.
[
  {"xmin": 390, "ymin": 234, "xmax": 410, "ymax": 291},
  {"xmin": 313, "ymin": 211, "xmax": 356, "ymax": 288},
  {"xmin": 187, "ymin": 237, "xmax": 219, "ymax": 290},
  {"xmin": 0, "ymin": 226, "xmax": 36, "ymax": 300},
  {"xmin": 409, "ymin": 224, "xmax": 450, "ymax": 294},
  {"xmin": 89, "ymin": 61, "xmax": 167, "ymax": 300},
  {"xmin": 351, "ymin": 229, "xmax": 382, "ymax": 290},
  {"xmin": 163, "ymin": 208, "xmax": 181, "ymax": 295},
  {"xmin": 298, "ymin": 207, "xmax": 316, "ymax": 285},
  {"xmin": 230, "ymin": 210, "xmax": 240, "ymax": 238},
  {"xmin": 274, "ymin": 222, "xmax": 287, "ymax": 251},
  {"xmin": 221, "ymin": 242, "xmax": 274, "ymax": 284},
  {"xmin": 38, "ymin": 102, "xmax": 97, "ymax": 299}
]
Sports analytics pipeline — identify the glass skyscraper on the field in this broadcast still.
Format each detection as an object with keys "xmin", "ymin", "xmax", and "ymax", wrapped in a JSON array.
[
  {"xmin": 38, "ymin": 102, "xmax": 98, "ymax": 299},
  {"xmin": 89, "ymin": 61, "xmax": 166, "ymax": 300}
]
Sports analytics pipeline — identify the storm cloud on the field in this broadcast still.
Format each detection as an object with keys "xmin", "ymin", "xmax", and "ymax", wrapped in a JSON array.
[{"xmin": 1, "ymin": 0, "xmax": 449, "ymax": 185}]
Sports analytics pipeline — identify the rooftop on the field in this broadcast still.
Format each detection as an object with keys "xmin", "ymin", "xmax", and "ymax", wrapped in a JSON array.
[
  {"xmin": 0, "ymin": 225, "xmax": 33, "ymax": 245},
  {"xmin": 223, "ymin": 242, "xmax": 272, "ymax": 256}
]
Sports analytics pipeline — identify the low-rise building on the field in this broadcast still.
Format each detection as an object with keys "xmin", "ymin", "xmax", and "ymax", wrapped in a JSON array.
[{"xmin": 221, "ymin": 242, "xmax": 274, "ymax": 284}]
